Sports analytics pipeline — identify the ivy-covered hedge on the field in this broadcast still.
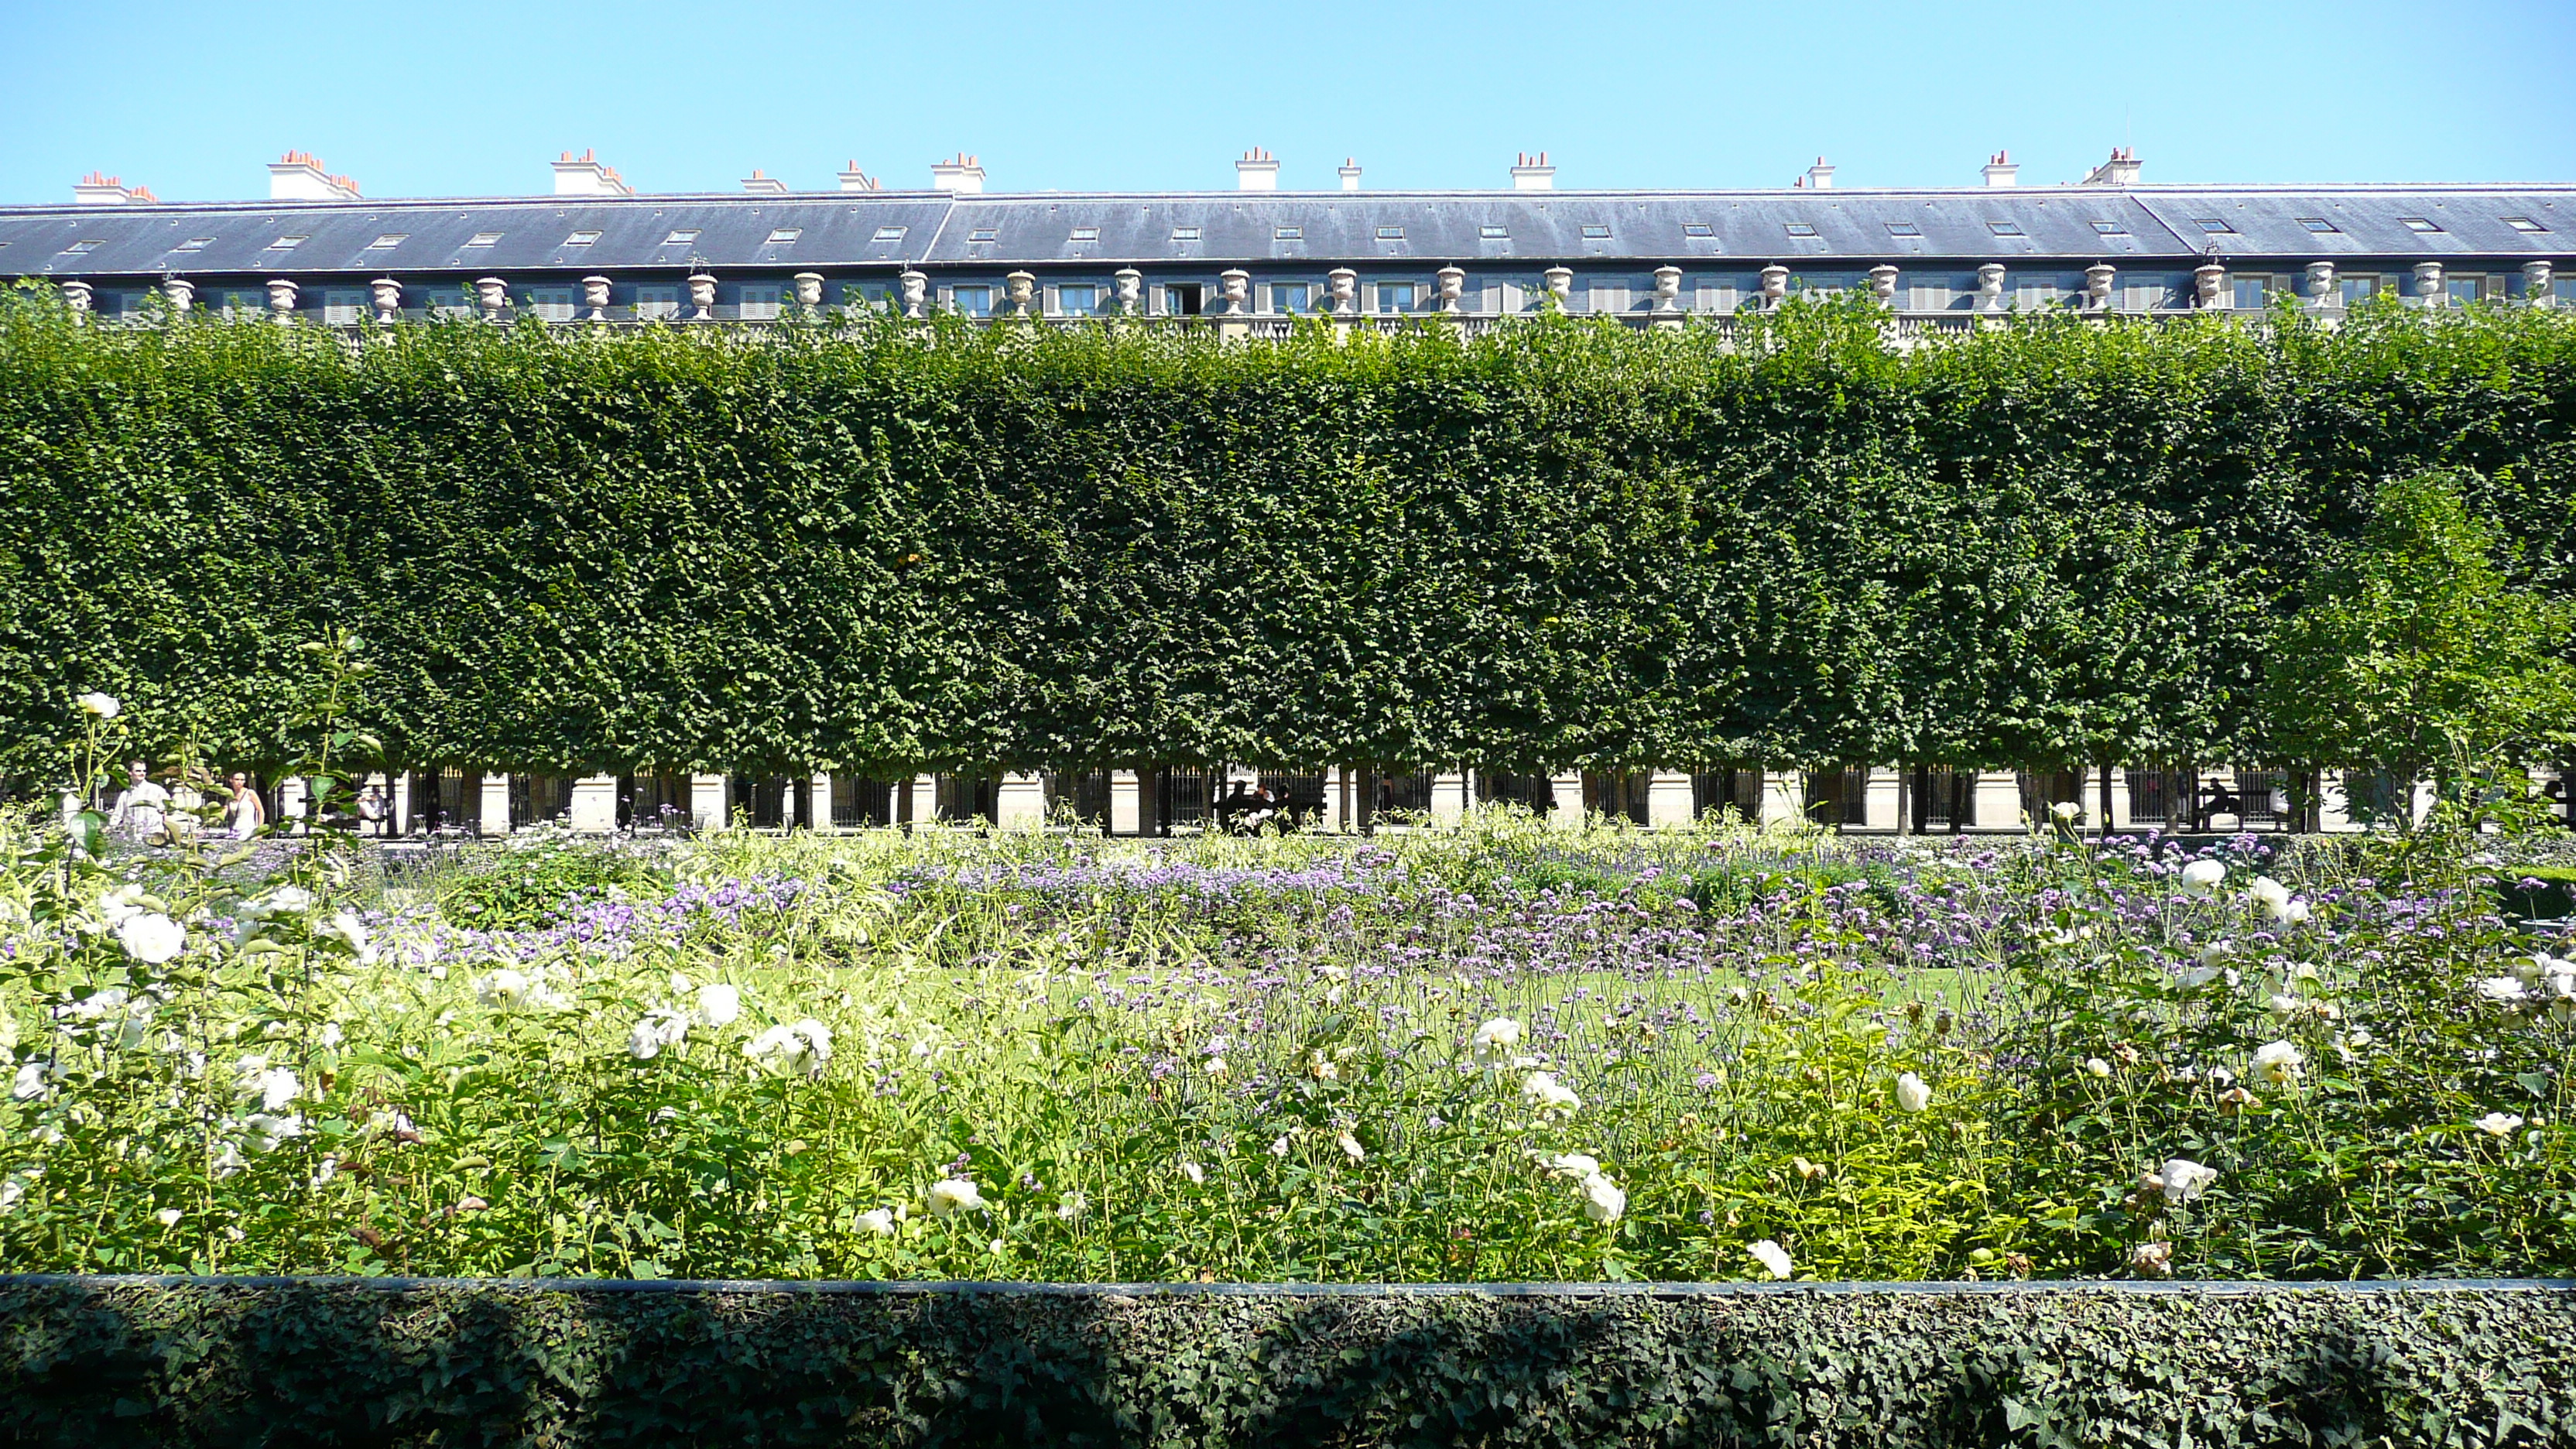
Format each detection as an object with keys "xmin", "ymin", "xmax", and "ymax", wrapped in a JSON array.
[
  {"xmin": 3, "ymin": 296, "xmax": 2572, "ymax": 779},
  {"xmin": 2, "ymin": 1276, "xmax": 2571, "ymax": 1447}
]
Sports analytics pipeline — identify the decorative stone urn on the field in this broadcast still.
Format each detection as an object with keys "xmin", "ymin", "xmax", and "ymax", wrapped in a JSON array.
[
  {"xmin": 474, "ymin": 276, "xmax": 510, "ymax": 321},
  {"xmin": 793, "ymin": 272, "xmax": 824, "ymax": 310},
  {"xmin": 2413, "ymin": 261, "xmax": 2444, "ymax": 305},
  {"xmin": 1541, "ymin": 266, "xmax": 1573, "ymax": 310},
  {"xmin": 1435, "ymin": 265, "xmax": 1467, "ymax": 313},
  {"xmin": 1005, "ymin": 271, "xmax": 1038, "ymax": 315},
  {"xmin": 371, "ymin": 276, "xmax": 404, "ymax": 324},
  {"xmin": 1653, "ymin": 265, "xmax": 1686, "ymax": 311},
  {"xmin": 2084, "ymin": 263, "xmax": 2116, "ymax": 309},
  {"xmin": 1327, "ymin": 268, "xmax": 1358, "ymax": 315},
  {"xmin": 1762, "ymin": 264, "xmax": 1792, "ymax": 308},
  {"xmin": 2194, "ymin": 262, "xmax": 2228, "ymax": 310},
  {"xmin": 1869, "ymin": 264, "xmax": 1900, "ymax": 305},
  {"xmin": 1113, "ymin": 269, "xmax": 1144, "ymax": 315},
  {"xmin": 1977, "ymin": 263, "xmax": 2007, "ymax": 310},
  {"xmin": 577, "ymin": 276, "xmax": 611, "ymax": 321},
  {"xmin": 163, "ymin": 277, "xmax": 195, "ymax": 313},
  {"xmin": 2527, "ymin": 259, "xmax": 2557, "ymax": 305},
  {"xmin": 685, "ymin": 272, "xmax": 717, "ymax": 320},
  {"xmin": 59, "ymin": 280, "xmax": 92, "ymax": 317},
  {"xmin": 267, "ymin": 278, "xmax": 300, "ymax": 324},
  {"xmin": 2305, "ymin": 260, "xmax": 2337, "ymax": 304},
  {"xmin": 899, "ymin": 269, "xmax": 929, "ymax": 318}
]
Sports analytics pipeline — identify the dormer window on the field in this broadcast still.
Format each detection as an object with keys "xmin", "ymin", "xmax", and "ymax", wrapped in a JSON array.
[
  {"xmin": 871, "ymin": 225, "xmax": 906, "ymax": 242},
  {"xmin": 1682, "ymin": 223, "xmax": 1715, "ymax": 238},
  {"xmin": 1375, "ymin": 226, "xmax": 1403, "ymax": 239},
  {"xmin": 1987, "ymin": 221, "xmax": 2024, "ymax": 237},
  {"xmin": 1783, "ymin": 222, "xmax": 1818, "ymax": 238},
  {"xmin": 1580, "ymin": 224, "xmax": 1612, "ymax": 239},
  {"xmin": 266, "ymin": 235, "xmax": 307, "ymax": 250},
  {"xmin": 765, "ymin": 228, "xmax": 803, "ymax": 245},
  {"xmin": 662, "ymin": 228, "xmax": 701, "ymax": 245},
  {"xmin": 464, "ymin": 231, "xmax": 503, "ymax": 247},
  {"xmin": 1481, "ymin": 224, "xmax": 1509, "ymax": 238},
  {"xmin": 2502, "ymin": 215, "xmax": 2548, "ymax": 233},
  {"xmin": 2400, "ymin": 217, "xmax": 2441, "ymax": 233},
  {"xmin": 1274, "ymin": 226, "xmax": 1303, "ymax": 240},
  {"xmin": 1885, "ymin": 222, "xmax": 1920, "ymax": 238},
  {"xmin": 1070, "ymin": 227, "xmax": 1100, "ymax": 242},
  {"xmin": 2297, "ymin": 218, "xmax": 2338, "ymax": 234},
  {"xmin": 2191, "ymin": 218, "xmax": 2235, "ymax": 234},
  {"xmin": 564, "ymin": 230, "xmax": 602, "ymax": 246},
  {"xmin": 1171, "ymin": 225, "xmax": 1202, "ymax": 241},
  {"xmin": 968, "ymin": 228, "xmax": 998, "ymax": 243}
]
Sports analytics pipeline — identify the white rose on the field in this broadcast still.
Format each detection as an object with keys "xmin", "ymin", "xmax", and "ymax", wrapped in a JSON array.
[
  {"xmin": 2474, "ymin": 1112, "xmax": 2526, "ymax": 1138},
  {"xmin": 1578, "ymin": 1172, "xmax": 1626, "ymax": 1223},
  {"xmin": 475, "ymin": 969, "xmax": 531, "ymax": 1010},
  {"xmin": 926, "ymin": 1179, "xmax": 986, "ymax": 1218},
  {"xmin": 2158, "ymin": 1158, "xmax": 2219, "ymax": 1205},
  {"xmin": 627, "ymin": 1009, "xmax": 690, "ymax": 1061},
  {"xmin": 1522, "ymin": 1071, "xmax": 1581, "ymax": 1113},
  {"xmin": 115, "ymin": 912, "xmax": 187, "ymax": 965},
  {"xmin": 2178, "ymin": 859, "xmax": 2226, "ymax": 896},
  {"xmin": 1894, "ymin": 1072, "xmax": 1932, "ymax": 1113},
  {"xmin": 77, "ymin": 692, "xmax": 119, "ymax": 719},
  {"xmin": 1469, "ymin": 1017, "xmax": 1524, "ymax": 1066},
  {"xmin": 1336, "ymin": 1132, "xmax": 1366, "ymax": 1162},
  {"xmin": 1541, "ymin": 1153, "xmax": 1601, "ymax": 1179},
  {"xmin": 693, "ymin": 983, "xmax": 742, "ymax": 1028},
  {"xmin": 857, "ymin": 1208, "xmax": 898, "ymax": 1236},
  {"xmin": 2250, "ymin": 1040, "xmax": 2304, "ymax": 1088},
  {"xmin": 1749, "ymin": 1239, "xmax": 1793, "ymax": 1279}
]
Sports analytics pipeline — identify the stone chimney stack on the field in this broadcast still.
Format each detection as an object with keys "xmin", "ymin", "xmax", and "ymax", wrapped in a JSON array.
[
  {"xmin": 553, "ymin": 150, "xmax": 633, "ymax": 197},
  {"xmin": 838, "ymin": 161, "xmax": 880, "ymax": 192},
  {"xmin": 1235, "ymin": 148, "xmax": 1279, "ymax": 190},
  {"xmin": 1982, "ymin": 150, "xmax": 2018, "ymax": 188},
  {"xmin": 1805, "ymin": 156, "xmax": 1834, "ymax": 190},
  {"xmin": 269, "ymin": 151, "xmax": 360, "ymax": 200},
  {"xmin": 740, "ymin": 169, "xmax": 790, "ymax": 195},
  {"xmin": 73, "ymin": 172, "xmax": 155, "ymax": 205},
  {"xmin": 1511, "ymin": 152, "xmax": 1555, "ymax": 190},
  {"xmin": 1339, "ymin": 158, "xmax": 1362, "ymax": 192},
  {"xmin": 931, "ymin": 155, "xmax": 986, "ymax": 194},
  {"xmin": 2080, "ymin": 146, "xmax": 2143, "ymax": 186}
]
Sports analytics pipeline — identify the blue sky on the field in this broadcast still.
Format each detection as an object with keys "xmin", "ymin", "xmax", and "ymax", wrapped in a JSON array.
[{"xmin": 2, "ymin": 0, "xmax": 2569, "ymax": 204}]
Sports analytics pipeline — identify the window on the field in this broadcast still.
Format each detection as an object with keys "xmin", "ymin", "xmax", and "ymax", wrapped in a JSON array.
[
  {"xmin": 2340, "ymin": 275, "xmax": 2381, "ymax": 306},
  {"xmin": 2015, "ymin": 279, "xmax": 2060, "ymax": 307},
  {"xmin": 1580, "ymin": 224, "xmax": 1612, "ymax": 239},
  {"xmin": 2297, "ymin": 217, "xmax": 2338, "ymax": 234},
  {"xmin": 563, "ymin": 230, "xmax": 602, "ymax": 247},
  {"xmin": 635, "ymin": 286, "xmax": 680, "ymax": 320},
  {"xmin": 2400, "ymin": 217, "xmax": 2441, "ymax": 233},
  {"xmin": 1057, "ymin": 283, "xmax": 1098, "ymax": 317},
  {"xmin": 322, "ymin": 289, "xmax": 366, "ymax": 325},
  {"xmin": 526, "ymin": 286, "xmax": 575, "ymax": 322},
  {"xmin": 1987, "ymin": 220, "xmax": 2024, "ymax": 237},
  {"xmin": 1375, "ymin": 226, "xmax": 1404, "ymax": 240},
  {"xmin": 1070, "ymin": 227, "xmax": 1100, "ymax": 242},
  {"xmin": 365, "ymin": 233, "xmax": 404, "ymax": 248},
  {"xmin": 2447, "ymin": 275, "xmax": 2489, "ymax": 307},
  {"xmin": 266, "ymin": 235, "xmax": 307, "ymax": 250},
  {"xmin": 765, "ymin": 228, "xmax": 802, "ymax": 245},
  {"xmin": 871, "ymin": 225, "xmax": 906, "ymax": 242},
  {"xmin": 1682, "ymin": 223, "xmax": 1715, "ymax": 238},
  {"xmin": 2234, "ymin": 275, "xmax": 2278, "ymax": 309},
  {"xmin": 2124, "ymin": 279, "xmax": 2170, "ymax": 308},
  {"xmin": 2191, "ymin": 218, "xmax": 2234, "ymax": 234},
  {"xmin": 1480, "ymin": 224, "xmax": 1509, "ymax": 239},
  {"xmin": 967, "ymin": 228, "xmax": 997, "ymax": 243},
  {"xmin": 1909, "ymin": 280, "xmax": 1952, "ymax": 309},
  {"xmin": 2088, "ymin": 219, "xmax": 2127, "ymax": 235},
  {"xmin": 661, "ymin": 228, "xmax": 701, "ymax": 245},
  {"xmin": 62, "ymin": 240, "xmax": 102, "ymax": 255},
  {"xmin": 464, "ymin": 231, "xmax": 502, "ymax": 247},
  {"xmin": 1272, "ymin": 282, "xmax": 1310, "ymax": 314},
  {"xmin": 951, "ymin": 285, "xmax": 992, "ymax": 317},
  {"xmin": 739, "ymin": 284, "xmax": 782, "ymax": 320},
  {"xmin": 1783, "ymin": 222, "xmax": 1817, "ymax": 238},
  {"xmin": 1170, "ymin": 226, "xmax": 1201, "ymax": 242},
  {"xmin": 174, "ymin": 236, "xmax": 215, "ymax": 252},
  {"xmin": 1589, "ymin": 278, "xmax": 1625, "ymax": 312},
  {"xmin": 1885, "ymin": 221, "xmax": 1921, "ymax": 238},
  {"xmin": 1275, "ymin": 226, "xmax": 1303, "ymax": 240},
  {"xmin": 1163, "ymin": 283, "xmax": 1201, "ymax": 316},
  {"xmin": 1376, "ymin": 280, "xmax": 1416, "ymax": 313},
  {"xmin": 2502, "ymin": 216, "xmax": 2548, "ymax": 233}
]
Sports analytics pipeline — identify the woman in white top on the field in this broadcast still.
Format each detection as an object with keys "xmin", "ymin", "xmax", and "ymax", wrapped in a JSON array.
[{"xmin": 224, "ymin": 772, "xmax": 266, "ymax": 840}]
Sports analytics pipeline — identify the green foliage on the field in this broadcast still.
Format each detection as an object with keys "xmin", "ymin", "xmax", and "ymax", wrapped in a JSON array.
[
  {"xmin": 2, "ymin": 1277, "xmax": 2571, "ymax": 1447},
  {"xmin": 2261, "ymin": 471, "xmax": 2576, "ymax": 825},
  {"xmin": 430, "ymin": 827, "xmax": 675, "ymax": 930},
  {"xmin": 5, "ymin": 293, "xmax": 2575, "ymax": 782}
]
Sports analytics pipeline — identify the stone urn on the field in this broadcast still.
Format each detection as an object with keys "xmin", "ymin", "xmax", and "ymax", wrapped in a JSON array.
[{"xmin": 371, "ymin": 276, "xmax": 404, "ymax": 323}]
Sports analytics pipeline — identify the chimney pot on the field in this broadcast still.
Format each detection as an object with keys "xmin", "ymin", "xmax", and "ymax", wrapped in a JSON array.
[
  {"xmin": 1982, "ymin": 150, "xmax": 2018, "ymax": 187},
  {"xmin": 1339, "ymin": 158, "xmax": 1362, "ymax": 192},
  {"xmin": 1235, "ymin": 147, "xmax": 1280, "ymax": 191},
  {"xmin": 931, "ymin": 155, "xmax": 987, "ymax": 194},
  {"xmin": 1806, "ymin": 156, "xmax": 1834, "ymax": 190},
  {"xmin": 1510, "ymin": 151, "xmax": 1556, "ymax": 191},
  {"xmin": 269, "ymin": 151, "xmax": 359, "ymax": 201},
  {"xmin": 554, "ymin": 151, "xmax": 633, "ymax": 196}
]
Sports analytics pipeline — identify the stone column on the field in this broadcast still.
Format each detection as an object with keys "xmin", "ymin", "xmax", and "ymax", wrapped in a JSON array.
[
  {"xmin": 1862, "ymin": 769, "xmax": 1899, "ymax": 831},
  {"xmin": 267, "ymin": 279, "xmax": 299, "ymax": 325},
  {"xmin": 2317, "ymin": 769, "xmax": 2355, "ymax": 832},
  {"xmin": 163, "ymin": 277, "xmax": 195, "ymax": 313},
  {"xmin": 2522, "ymin": 259, "xmax": 2554, "ymax": 304},
  {"xmin": 568, "ymin": 775, "xmax": 618, "ymax": 832},
  {"xmin": 371, "ymin": 277, "xmax": 403, "ymax": 324},
  {"xmin": 812, "ymin": 772, "xmax": 836, "ymax": 829},
  {"xmin": 2084, "ymin": 263, "xmax": 2116, "ymax": 310},
  {"xmin": 1761, "ymin": 264, "xmax": 1791, "ymax": 309},
  {"xmin": 479, "ymin": 773, "xmax": 512, "ymax": 837},
  {"xmin": 390, "ymin": 770, "xmax": 413, "ymax": 836},
  {"xmin": 686, "ymin": 272, "xmax": 717, "ymax": 321},
  {"xmin": 2305, "ymin": 260, "xmax": 2337, "ymax": 306},
  {"xmin": 59, "ymin": 280, "xmax": 92, "ymax": 317},
  {"xmin": 1109, "ymin": 770, "xmax": 1143, "ymax": 834},
  {"xmin": 2413, "ymin": 261, "xmax": 2444, "ymax": 305},
  {"xmin": 1542, "ymin": 267, "xmax": 1574, "ymax": 310},
  {"xmin": 1430, "ymin": 772, "xmax": 1469, "ymax": 825},
  {"xmin": 1974, "ymin": 773, "xmax": 2023, "ymax": 832},
  {"xmin": 899, "ymin": 270, "xmax": 930, "ymax": 319},
  {"xmin": 1319, "ymin": 767, "xmax": 1348, "ymax": 833},
  {"xmin": 1547, "ymin": 772, "xmax": 1584, "ymax": 829},
  {"xmin": 2195, "ymin": 263, "xmax": 2228, "ymax": 310},
  {"xmin": 996, "ymin": 773, "xmax": 1046, "ymax": 828},
  {"xmin": 1761, "ymin": 771, "xmax": 1802, "ymax": 827},
  {"xmin": 793, "ymin": 272, "xmax": 825, "ymax": 310},
  {"xmin": 581, "ymin": 275, "xmax": 611, "ymax": 321},
  {"xmin": 690, "ymin": 773, "xmax": 730, "ymax": 831},
  {"xmin": 1646, "ymin": 771, "xmax": 1695, "ymax": 829},
  {"xmin": 2106, "ymin": 768, "xmax": 2136, "ymax": 831}
]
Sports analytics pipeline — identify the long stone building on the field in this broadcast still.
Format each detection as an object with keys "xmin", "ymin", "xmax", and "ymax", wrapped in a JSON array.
[{"xmin": 9, "ymin": 148, "xmax": 2570, "ymax": 835}]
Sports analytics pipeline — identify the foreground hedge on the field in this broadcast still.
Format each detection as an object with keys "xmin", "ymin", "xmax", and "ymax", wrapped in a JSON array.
[
  {"xmin": 3, "ymin": 1276, "xmax": 2572, "ymax": 1447},
  {"xmin": 3, "ymin": 294, "xmax": 2574, "ymax": 779}
]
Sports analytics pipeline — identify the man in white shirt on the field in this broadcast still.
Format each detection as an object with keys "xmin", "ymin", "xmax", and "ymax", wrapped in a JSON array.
[{"xmin": 110, "ymin": 760, "xmax": 171, "ymax": 844}]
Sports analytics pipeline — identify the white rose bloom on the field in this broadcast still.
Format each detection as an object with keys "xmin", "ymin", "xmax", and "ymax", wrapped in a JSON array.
[
  {"xmin": 2250, "ymin": 1040, "xmax": 2304, "ymax": 1088},
  {"xmin": 1178, "ymin": 1160, "xmax": 1206, "ymax": 1185},
  {"xmin": 475, "ymin": 969, "xmax": 532, "ymax": 1010},
  {"xmin": 2049, "ymin": 801, "xmax": 2081, "ymax": 822},
  {"xmin": 926, "ymin": 1179, "xmax": 986, "ymax": 1218},
  {"xmin": 1056, "ymin": 1190, "xmax": 1087, "ymax": 1223},
  {"xmin": 154, "ymin": 1208, "xmax": 183, "ymax": 1227},
  {"xmin": 2475, "ymin": 976, "xmax": 2531, "ymax": 1003},
  {"xmin": 11, "ymin": 1061, "xmax": 52, "ymax": 1101},
  {"xmin": 2245, "ymin": 876, "xmax": 2307, "ymax": 923},
  {"xmin": 1541, "ymin": 1153, "xmax": 1601, "ymax": 1179},
  {"xmin": 693, "ymin": 983, "xmax": 742, "ymax": 1028},
  {"xmin": 744, "ymin": 1019, "xmax": 833, "ymax": 1077},
  {"xmin": 1203, "ymin": 1057, "xmax": 1229, "ymax": 1079},
  {"xmin": 2266, "ymin": 994, "xmax": 2303, "ymax": 1018},
  {"xmin": 1578, "ymin": 1172, "xmax": 1626, "ymax": 1224},
  {"xmin": 627, "ymin": 1009, "xmax": 690, "ymax": 1061},
  {"xmin": 1523, "ymin": 1071, "xmax": 1581, "ymax": 1114},
  {"xmin": 2178, "ymin": 860, "xmax": 2226, "ymax": 897},
  {"xmin": 2474, "ymin": 1112, "xmax": 2526, "ymax": 1138},
  {"xmin": 1469, "ymin": 1017, "xmax": 1525, "ymax": 1066},
  {"xmin": 115, "ymin": 913, "xmax": 187, "ymax": 965},
  {"xmin": 1894, "ymin": 1072, "xmax": 1932, "ymax": 1113},
  {"xmin": 2158, "ymin": 1158, "xmax": 2219, "ymax": 1205},
  {"xmin": 2085, "ymin": 1058, "xmax": 2112, "ymax": 1078},
  {"xmin": 1749, "ymin": 1239, "xmax": 1794, "ymax": 1279},
  {"xmin": 242, "ymin": 1112, "xmax": 305, "ymax": 1153},
  {"xmin": 857, "ymin": 1208, "xmax": 898, "ymax": 1236},
  {"xmin": 317, "ymin": 910, "xmax": 375, "ymax": 963},
  {"xmin": 1336, "ymin": 1132, "xmax": 1366, "ymax": 1162},
  {"xmin": 77, "ymin": 692, "xmax": 120, "ymax": 718}
]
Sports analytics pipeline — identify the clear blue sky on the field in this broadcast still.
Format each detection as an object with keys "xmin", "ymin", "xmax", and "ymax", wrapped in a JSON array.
[{"xmin": 3, "ymin": 0, "xmax": 2569, "ymax": 204}]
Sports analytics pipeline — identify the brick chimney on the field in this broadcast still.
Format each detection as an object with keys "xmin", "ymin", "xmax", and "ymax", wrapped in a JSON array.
[
  {"xmin": 1236, "ymin": 148, "xmax": 1279, "ymax": 191},
  {"xmin": 1511, "ymin": 152, "xmax": 1554, "ymax": 191},
  {"xmin": 269, "ymin": 151, "xmax": 359, "ymax": 200},
  {"xmin": 553, "ymin": 149, "xmax": 634, "ymax": 197},
  {"xmin": 931, "ymin": 155, "xmax": 985, "ymax": 194},
  {"xmin": 1982, "ymin": 150, "xmax": 2018, "ymax": 188}
]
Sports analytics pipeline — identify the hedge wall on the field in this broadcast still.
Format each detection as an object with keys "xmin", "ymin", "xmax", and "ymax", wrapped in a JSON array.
[
  {"xmin": 3, "ymin": 1276, "xmax": 2571, "ymax": 1447},
  {"xmin": 3, "ymin": 294, "xmax": 2572, "ymax": 780}
]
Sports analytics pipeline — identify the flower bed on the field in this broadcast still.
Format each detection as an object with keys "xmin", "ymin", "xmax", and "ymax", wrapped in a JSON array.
[{"xmin": 1, "ymin": 812, "xmax": 2571, "ymax": 1284}]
